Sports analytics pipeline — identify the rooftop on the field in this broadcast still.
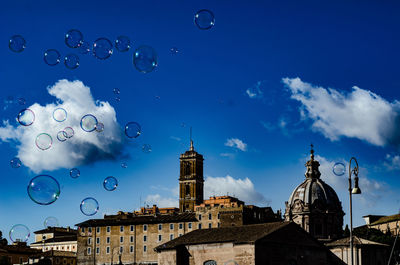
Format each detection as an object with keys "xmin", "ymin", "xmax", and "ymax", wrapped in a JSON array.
[
  {"xmin": 326, "ymin": 236, "xmax": 389, "ymax": 247},
  {"xmin": 34, "ymin": 227, "xmax": 77, "ymax": 235},
  {"xmin": 369, "ymin": 214, "xmax": 400, "ymax": 226}
]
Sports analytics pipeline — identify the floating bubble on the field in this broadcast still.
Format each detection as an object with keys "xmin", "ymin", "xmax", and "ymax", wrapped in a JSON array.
[
  {"xmin": 70, "ymin": 168, "xmax": 80, "ymax": 179},
  {"xmin": 115, "ymin": 36, "xmax": 131, "ymax": 52},
  {"xmin": 170, "ymin": 47, "xmax": 179, "ymax": 54},
  {"xmin": 79, "ymin": 41, "xmax": 91, "ymax": 54},
  {"xmin": 57, "ymin": 131, "xmax": 67, "ymax": 142},
  {"xmin": 9, "ymin": 224, "xmax": 30, "ymax": 243},
  {"xmin": 44, "ymin": 49, "xmax": 61, "ymax": 66},
  {"xmin": 64, "ymin": 54, "xmax": 79, "ymax": 69},
  {"xmin": 17, "ymin": 109, "xmax": 35, "ymax": 126},
  {"xmin": 64, "ymin": 127, "xmax": 74, "ymax": 138},
  {"xmin": 333, "ymin": 162, "xmax": 346, "ymax": 176},
  {"xmin": 80, "ymin": 114, "xmax": 98, "ymax": 132},
  {"xmin": 121, "ymin": 162, "xmax": 127, "ymax": 168},
  {"xmin": 10, "ymin": 157, "xmax": 22, "ymax": 168},
  {"xmin": 80, "ymin": 197, "xmax": 99, "ymax": 216},
  {"xmin": 53, "ymin": 108, "xmax": 67, "ymax": 122},
  {"xmin": 18, "ymin": 98, "xmax": 26, "ymax": 105},
  {"xmin": 133, "ymin": 45, "xmax": 158, "ymax": 73},
  {"xmin": 27, "ymin": 175, "xmax": 60, "ymax": 205},
  {"xmin": 9, "ymin": 35, "xmax": 26, "ymax": 53},
  {"xmin": 124, "ymin": 122, "xmax": 141, "ymax": 138},
  {"xmin": 44, "ymin": 217, "xmax": 59, "ymax": 228},
  {"xmin": 194, "ymin": 9, "xmax": 215, "ymax": 30},
  {"xmin": 103, "ymin": 176, "xmax": 118, "ymax": 191},
  {"xmin": 142, "ymin": 144, "xmax": 152, "ymax": 153},
  {"xmin": 113, "ymin": 88, "xmax": 120, "ymax": 94},
  {"xmin": 65, "ymin": 29, "xmax": 83, "ymax": 48},
  {"xmin": 93, "ymin": 38, "xmax": 113, "ymax": 60},
  {"xmin": 95, "ymin": 122, "xmax": 104, "ymax": 132},
  {"xmin": 35, "ymin": 133, "xmax": 53, "ymax": 150}
]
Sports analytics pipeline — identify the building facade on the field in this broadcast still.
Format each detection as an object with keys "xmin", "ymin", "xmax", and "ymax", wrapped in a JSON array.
[
  {"xmin": 0, "ymin": 242, "xmax": 41, "ymax": 265},
  {"xmin": 363, "ymin": 214, "xmax": 400, "ymax": 236},
  {"xmin": 30, "ymin": 227, "xmax": 77, "ymax": 253},
  {"xmin": 284, "ymin": 146, "xmax": 344, "ymax": 241}
]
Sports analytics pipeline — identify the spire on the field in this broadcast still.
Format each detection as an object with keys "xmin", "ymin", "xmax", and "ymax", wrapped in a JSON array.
[
  {"xmin": 189, "ymin": 127, "xmax": 194, "ymax": 151},
  {"xmin": 305, "ymin": 144, "xmax": 321, "ymax": 179}
]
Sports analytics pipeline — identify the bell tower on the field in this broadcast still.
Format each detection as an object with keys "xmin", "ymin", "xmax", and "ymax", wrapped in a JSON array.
[{"xmin": 179, "ymin": 139, "xmax": 204, "ymax": 212}]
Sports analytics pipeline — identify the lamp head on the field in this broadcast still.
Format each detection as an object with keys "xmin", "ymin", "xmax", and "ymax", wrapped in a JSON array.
[{"xmin": 352, "ymin": 176, "xmax": 361, "ymax": 194}]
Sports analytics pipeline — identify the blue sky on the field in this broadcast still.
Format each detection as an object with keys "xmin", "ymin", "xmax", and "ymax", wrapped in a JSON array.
[{"xmin": 1, "ymin": 0, "xmax": 400, "ymax": 243}]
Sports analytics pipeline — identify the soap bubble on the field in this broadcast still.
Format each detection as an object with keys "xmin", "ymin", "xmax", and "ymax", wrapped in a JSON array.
[
  {"xmin": 44, "ymin": 49, "xmax": 61, "ymax": 66},
  {"xmin": 17, "ymin": 109, "xmax": 35, "ymax": 126},
  {"xmin": 170, "ymin": 47, "xmax": 179, "ymax": 54},
  {"xmin": 64, "ymin": 127, "xmax": 74, "ymax": 138},
  {"xmin": 65, "ymin": 29, "xmax": 83, "ymax": 48},
  {"xmin": 121, "ymin": 162, "xmax": 127, "ymax": 168},
  {"xmin": 44, "ymin": 217, "xmax": 59, "ymax": 228},
  {"xmin": 124, "ymin": 122, "xmax": 141, "ymax": 138},
  {"xmin": 113, "ymin": 88, "xmax": 120, "ymax": 94},
  {"xmin": 27, "ymin": 175, "xmax": 60, "ymax": 205},
  {"xmin": 18, "ymin": 98, "xmax": 26, "ymax": 105},
  {"xmin": 95, "ymin": 122, "xmax": 104, "ymax": 132},
  {"xmin": 194, "ymin": 9, "xmax": 215, "ymax": 30},
  {"xmin": 64, "ymin": 54, "xmax": 79, "ymax": 69},
  {"xmin": 133, "ymin": 45, "xmax": 158, "ymax": 73},
  {"xmin": 80, "ymin": 197, "xmax": 99, "ymax": 216},
  {"xmin": 9, "ymin": 224, "xmax": 30, "ymax": 243},
  {"xmin": 115, "ymin": 36, "xmax": 131, "ymax": 52},
  {"xmin": 103, "ymin": 176, "xmax": 118, "ymax": 191},
  {"xmin": 70, "ymin": 168, "xmax": 80, "ymax": 179},
  {"xmin": 93, "ymin": 38, "xmax": 113, "ymax": 60},
  {"xmin": 80, "ymin": 114, "xmax": 98, "ymax": 132},
  {"xmin": 57, "ymin": 131, "xmax": 67, "ymax": 142},
  {"xmin": 9, "ymin": 35, "xmax": 26, "ymax": 52},
  {"xmin": 79, "ymin": 41, "xmax": 91, "ymax": 54},
  {"xmin": 53, "ymin": 108, "xmax": 67, "ymax": 122},
  {"xmin": 35, "ymin": 133, "xmax": 53, "ymax": 150},
  {"xmin": 142, "ymin": 144, "xmax": 152, "ymax": 153},
  {"xmin": 10, "ymin": 157, "xmax": 22, "ymax": 168},
  {"xmin": 333, "ymin": 162, "xmax": 346, "ymax": 176}
]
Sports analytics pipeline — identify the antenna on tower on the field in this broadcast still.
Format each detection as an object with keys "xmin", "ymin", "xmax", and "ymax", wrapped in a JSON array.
[{"xmin": 189, "ymin": 126, "xmax": 194, "ymax": 151}]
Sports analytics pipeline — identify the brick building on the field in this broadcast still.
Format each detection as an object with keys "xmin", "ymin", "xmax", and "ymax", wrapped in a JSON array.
[{"xmin": 363, "ymin": 214, "xmax": 400, "ymax": 236}]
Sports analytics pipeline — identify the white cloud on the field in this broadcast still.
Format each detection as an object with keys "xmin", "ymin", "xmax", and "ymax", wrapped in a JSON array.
[
  {"xmin": 245, "ymin": 81, "xmax": 264, "ymax": 99},
  {"xmin": 282, "ymin": 77, "xmax": 400, "ymax": 146},
  {"xmin": 144, "ymin": 194, "xmax": 177, "ymax": 208},
  {"xmin": 384, "ymin": 154, "xmax": 400, "ymax": 170},
  {"xmin": 204, "ymin": 175, "xmax": 269, "ymax": 206},
  {"xmin": 220, "ymin": 152, "xmax": 236, "ymax": 159},
  {"xmin": 225, "ymin": 138, "xmax": 247, "ymax": 151},
  {"xmin": 0, "ymin": 79, "xmax": 124, "ymax": 173}
]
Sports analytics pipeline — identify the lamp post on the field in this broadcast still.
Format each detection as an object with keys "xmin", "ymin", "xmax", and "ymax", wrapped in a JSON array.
[{"xmin": 349, "ymin": 157, "xmax": 361, "ymax": 265}]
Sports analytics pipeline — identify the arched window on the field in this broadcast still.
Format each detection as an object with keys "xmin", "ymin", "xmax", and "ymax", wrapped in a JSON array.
[
  {"xmin": 185, "ymin": 184, "xmax": 190, "ymax": 197},
  {"xmin": 204, "ymin": 261, "xmax": 217, "ymax": 265}
]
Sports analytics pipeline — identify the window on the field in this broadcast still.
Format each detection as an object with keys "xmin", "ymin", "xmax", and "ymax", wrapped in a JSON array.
[
  {"xmin": 130, "ymin": 236, "xmax": 134, "ymax": 243},
  {"xmin": 218, "ymin": 223, "xmax": 220, "ymax": 228},
  {"xmin": 208, "ymin": 213, "xmax": 212, "ymax": 220},
  {"xmin": 179, "ymin": 233, "xmax": 182, "ymax": 237},
  {"xmin": 82, "ymin": 227, "xmax": 85, "ymax": 233},
  {"xmin": 106, "ymin": 226, "xmax": 111, "ymax": 233},
  {"xmin": 130, "ymin": 246, "xmax": 134, "ymax": 253},
  {"xmin": 88, "ymin": 227, "xmax": 92, "ymax": 233},
  {"xmin": 143, "ymin": 235, "xmax": 147, "ymax": 242},
  {"xmin": 67, "ymin": 246, "xmax": 69, "ymax": 250},
  {"xmin": 158, "ymin": 234, "xmax": 162, "ymax": 242},
  {"xmin": 119, "ymin": 247, "xmax": 123, "ymax": 254},
  {"xmin": 179, "ymin": 223, "xmax": 183, "ymax": 229},
  {"xmin": 130, "ymin": 225, "xmax": 134, "ymax": 232},
  {"xmin": 143, "ymin": 246, "xmax": 147, "ymax": 252},
  {"xmin": 198, "ymin": 223, "xmax": 202, "ymax": 229},
  {"xmin": 106, "ymin": 247, "xmax": 110, "ymax": 254},
  {"xmin": 170, "ymin": 223, "xmax": 174, "ymax": 230},
  {"xmin": 120, "ymin": 236, "xmax": 124, "ymax": 243},
  {"xmin": 208, "ymin": 223, "xmax": 212, "ymax": 229},
  {"xmin": 204, "ymin": 261, "xmax": 217, "ymax": 265},
  {"xmin": 120, "ymin": 226, "xmax": 124, "ymax": 232},
  {"xmin": 96, "ymin": 247, "xmax": 100, "ymax": 254},
  {"xmin": 158, "ymin": 224, "xmax": 162, "ymax": 230},
  {"xmin": 96, "ymin": 238, "xmax": 100, "ymax": 244},
  {"xmin": 87, "ymin": 248, "xmax": 91, "ymax": 255},
  {"xmin": 88, "ymin": 238, "xmax": 92, "ymax": 245},
  {"xmin": 106, "ymin": 237, "xmax": 110, "ymax": 244},
  {"xmin": 188, "ymin": 223, "xmax": 192, "ymax": 229},
  {"xmin": 170, "ymin": 234, "xmax": 174, "ymax": 240},
  {"xmin": 62, "ymin": 246, "xmax": 64, "ymax": 250},
  {"xmin": 217, "ymin": 213, "xmax": 220, "ymax": 219},
  {"xmin": 96, "ymin": 227, "xmax": 100, "ymax": 233},
  {"xmin": 143, "ymin": 224, "xmax": 147, "ymax": 231},
  {"xmin": 198, "ymin": 214, "xmax": 202, "ymax": 221}
]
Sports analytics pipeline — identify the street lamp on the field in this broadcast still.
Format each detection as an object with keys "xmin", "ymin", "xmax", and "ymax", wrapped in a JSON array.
[{"xmin": 349, "ymin": 157, "xmax": 361, "ymax": 265}]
